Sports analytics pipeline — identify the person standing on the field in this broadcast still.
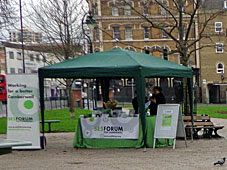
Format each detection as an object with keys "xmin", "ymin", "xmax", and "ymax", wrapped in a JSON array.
[
  {"xmin": 149, "ymin": 86, "xmax": 166, "ymax": 115},
  {"xmin": 132, "ymin": 91, "xmax": 138, "ymax": 114},
  {"xmin": 153, "ymin": 86, "xmax": 166, "ymax": 105}
]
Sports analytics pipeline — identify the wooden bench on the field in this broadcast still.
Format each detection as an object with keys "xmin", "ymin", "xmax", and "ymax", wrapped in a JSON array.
[
  {"xmin": 183, "ymin": 115, "xmax": 224, "ymax": 138},
  {"xmin": 40, "ymin": 120, "xmax": 60, "ymax": 133}
]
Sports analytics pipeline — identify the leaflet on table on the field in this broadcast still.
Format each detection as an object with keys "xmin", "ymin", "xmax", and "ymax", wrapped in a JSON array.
[{"xmin": 80, "ymin": 115, "xmax": 139, "ymax": 139}]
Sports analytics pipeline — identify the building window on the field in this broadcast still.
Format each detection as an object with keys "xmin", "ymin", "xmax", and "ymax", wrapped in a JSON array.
[
  {"xmin": 124, "ymin": 5, "xmax": 131, "ymax": 15},
  {"xmin": 17, "ymin": 52, "xmax": 22, "ymax": 60},
  {"xmin": 9, "ymin": 51, "xmax": 14, "ymax": 59},
  {"xmin": 30, "ymin": 54, "xmax": 34, "ymax": 61},
  {"xmin": 216, "ymin": 43, "xmax": 224, "ymax": 53},
  {"xmin": 125, "ymin": 46, "xmax": 136, "ymax": 51},
  {"xmin": 125, "ymin": 27, "xmax": 132, "ymax": 40},
  {"xmin": 160, "ymin": 7, "xmax": 166, "ymax": 15},
  {"xmin": 143, "ymin": 5, "xmax": 149, "ymax": 15},
  {"xmin": 112, "ymin": 7, "xmax": 119, "ymax": 16},
  {"xmin": 18, "ymin": 68, "xmax": 23, "ymax": 73},
  {"xmin": 143, "ymin": 46, "xmax": 150, "ymax": 54},
  {"xmin": 10, "ymin": 68, "xmax": 15, "ymax": 74},
  {"xmin": 144, "ymin": 27, "xmax": 149, "ymax": 39},
  {"xmin": 160, "ymin": 0, "xmax": 168, "ymax": 15},
  {"xmin": 215, "ymin": 22, "xmax": 222, "ymax": 32},
  {"xmin": 217, "ymin": 63, "xmax": 224, "ymax": 74},
  {"xmin": 113, "ymin": 26, "xmax": 120, "ymax": 40},
  {"xmin": 224, "ymin": 0, "xmax": 227, "ymax": 9},
  {"xmin": 31, "ymin": 70, "xmax": 38, "ymax": 73},
  {"xmin": 162, "ymin": 30, "xmax": 169, "ymax": 38},
  {"xmin": 94, "ymin": 27, "xmax": 100, "ymax": 41},
  {"xmin": 36, "ymin": 54, "xmax": 40, "ymax": 62}
]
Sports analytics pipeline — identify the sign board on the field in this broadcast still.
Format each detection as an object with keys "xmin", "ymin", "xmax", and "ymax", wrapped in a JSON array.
[
  {"xmin": 80, "ymin": 115, "xmax": 139, "ymax": 139},
  {"xmin": 6, "ymin": 74, "xmax": 41, "ymax": 149},
  {"xmin": 153, "ymin": 104, "xmax": 186, "ymax": 149}
]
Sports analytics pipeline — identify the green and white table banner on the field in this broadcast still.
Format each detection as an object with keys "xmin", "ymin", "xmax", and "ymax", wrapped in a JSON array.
[
  {"xmin": 6, "ymin": 74, "xmax": 40, "ymax": 149},
  {"xmin": 81, "ymin": 115, "xmax": 139, "ymax": 139}
]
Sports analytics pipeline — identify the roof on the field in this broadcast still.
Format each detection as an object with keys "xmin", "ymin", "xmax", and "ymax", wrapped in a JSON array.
[{"xmin": 38, "ymin": 48, "xmax": 192, "ymax": 79}]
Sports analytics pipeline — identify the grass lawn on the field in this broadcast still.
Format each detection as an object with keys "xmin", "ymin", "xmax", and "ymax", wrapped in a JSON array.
[
  {"xmin": 197, "ymin": 104, "xmax": 227, "ymax": 119},
  {"xmin": 41, "ymin": 108, "xmax": 91, "ymax": 133},
  {"xmin": 0, "ymin": 108, "xmax": 91, "ymax": 134},
  {"xmin": 0, "ymin": 117, "xmax": 6, "ymax": 134},
  {"xmin": 1, "ymin": 104, "xmax": 227, "ymax": 134}
]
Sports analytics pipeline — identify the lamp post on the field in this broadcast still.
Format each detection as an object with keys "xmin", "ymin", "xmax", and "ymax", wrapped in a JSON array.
[
  {"xmin": 19, "ymin": 0, "xmax": 25, "ymax": 73},
  {"xmin": 81, "ymin": 11, "xmax": 96, "ymax": 53},
  {"xmin": 81, "ymin": 11, "xmax": 96, "ymax": 109}
]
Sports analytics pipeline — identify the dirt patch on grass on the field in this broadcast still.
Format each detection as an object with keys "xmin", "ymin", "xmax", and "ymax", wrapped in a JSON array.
[{"xmin": 217, "ymin": 111, "xmax": 227, "ymax": 114}]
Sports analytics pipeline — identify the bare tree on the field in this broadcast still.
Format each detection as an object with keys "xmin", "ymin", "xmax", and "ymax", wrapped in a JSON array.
[
  {"xmin": 90, "ymin": 0, "xmax": 223, "ymax": 114},
  {"xmin": 0, "ymin": 0, "xmax": 17, "ymax": 37},
  {"xmin": 28, "ymin": 0, "xmax": 85, "ymax": 116}
]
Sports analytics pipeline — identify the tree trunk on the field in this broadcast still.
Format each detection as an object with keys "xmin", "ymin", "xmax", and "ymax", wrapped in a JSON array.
[
  {"xmin": 182, "ymin": 78, "xmax": 190, "ymax": 115},
  {"xmin": 181, "ymin": 53, "xmax": 190, "ymax": 115},
  {"xmin": 66, "ymin": 79, "xmax": 75, "ymax": 118}
]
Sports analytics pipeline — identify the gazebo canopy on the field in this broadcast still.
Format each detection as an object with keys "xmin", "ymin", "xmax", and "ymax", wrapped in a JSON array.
[{"xmin": 38, "ymin": 48, "xmax": 192, "ymax": 78}]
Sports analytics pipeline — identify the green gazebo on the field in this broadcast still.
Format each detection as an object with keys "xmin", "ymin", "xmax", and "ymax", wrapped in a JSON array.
[{"xmin": 38, "ymin": 48, "xmax": 193, "ymax": 147}]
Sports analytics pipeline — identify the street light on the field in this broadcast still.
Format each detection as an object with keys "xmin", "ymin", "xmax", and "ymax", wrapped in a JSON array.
[
  {"xmin": 81, "ymin": 11, "xmax": 96, "ymax": 53},
  {"xmin": 19, "ymin": 0, "xmax": 25, "ymax": 73},
  {"xmin": 81, "ymin": 12, "xmax": 97, "ymax": 108}
]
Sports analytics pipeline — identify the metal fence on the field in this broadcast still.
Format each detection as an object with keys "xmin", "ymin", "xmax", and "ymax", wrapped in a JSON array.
[{"xmin": 44, "ymin": 97, "xmax": 68, "ymax": 110}]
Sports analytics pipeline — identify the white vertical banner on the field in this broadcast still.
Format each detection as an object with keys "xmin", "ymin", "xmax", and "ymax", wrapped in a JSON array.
[{"xmin": 7, "ymin": 74, "xmax": 41, "ymax": 149}]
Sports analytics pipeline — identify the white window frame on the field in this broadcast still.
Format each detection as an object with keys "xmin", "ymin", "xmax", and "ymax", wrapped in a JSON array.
[
  {"xmin": 124, "ymin": 5, "xmax": 131, "ymax": 16},
  {"xmin": 144, "ymin": 27, "xmax": 150, "ymax": 39},
  {"xmin": 94, "ymin": 27, "xmax": 100, "ymax": 41},
  {"xmin": 224, "ymin": 0, "xmax": 227, "ymax": 9},
  {"xmin": 112, "ymin": 7, "xmax": 119, "ymax": 16},
  {"xmin": 216, "ymin": 63, "xmax": 224, "ymax": 74},
  {"xmin": 9, "ymin": 51, "xmax": 14, "ymax": 59},
  {"xmin": 113, "ymin": 26, "xmax": 120, "ymax": 40},
  {"xmin": 216, "ymin": 43, "xmax": 224, "ymax": 53},
  {"xmin": 36, "ymin": 54, "xmax": 40, "ymax": 62},
  {"xmin": 162, "ymin": 30, "xmax": 168, "ymax": 38},
  {"xmin": 160, "ymin": 0, "xmax": 168, "ymax": 15},
  {"xmin": 17, "ymin": 52, "xmax": 22, "ymax": 60},
  {"xmin": 18, "ymin": 68, "xmax": 23, "ymax": 73},
  {"xmin": 125, "ymin": 27, "xmax": 132, "ymax": 40},
  {"xmin": 10, "ymin": 68, "xmax": 15, "ymax": 74},
  {"xmin": 215, "ymin": 22, "xmax": 223, "ymax": 33},
  {"xmin": 143, "ymin": 5, "xmax": 149, "ymax": 15}
]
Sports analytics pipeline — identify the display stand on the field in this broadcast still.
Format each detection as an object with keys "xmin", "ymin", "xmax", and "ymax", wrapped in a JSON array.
[{"xmin": 153, "ymin": 104, "xmax": 187, "ymax": 149}]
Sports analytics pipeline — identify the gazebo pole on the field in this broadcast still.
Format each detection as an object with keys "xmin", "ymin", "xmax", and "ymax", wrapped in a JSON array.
[
  {"xmin": 187, "ymin": 78, "xmax": 194, "ymax": 139},
  {"xmin": 135, "ymin": 75, "xmax": 146, "ymax": 147},
  {"xmin": 38, "ymin": 73, "xmax": 45, "ymax": 148}
]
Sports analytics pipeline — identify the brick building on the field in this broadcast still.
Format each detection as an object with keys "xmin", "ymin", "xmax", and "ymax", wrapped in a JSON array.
[
  {"xmin": 90, "ymin": 0, "xmax": 197, "ymax": 64},
  {"xmin": 200, "ymin": 0, "xmax": 227, "ymax": 103},
  {"xmin": 0, "ymin": 46, "xmax": 6, "ymax": 74},
  {"xmin": 87, "ymin": 0, "xmax": 199, "ymax": 102}
]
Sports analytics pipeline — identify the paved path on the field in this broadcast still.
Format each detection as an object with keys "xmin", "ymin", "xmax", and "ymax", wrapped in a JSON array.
[{"xmin": 1, "ymin": 119, "xmax": 227, "ymax": 170}]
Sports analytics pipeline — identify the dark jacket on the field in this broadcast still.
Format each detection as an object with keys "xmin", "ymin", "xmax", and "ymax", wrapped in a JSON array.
[
  {"xmin": 155, "ymin": 93, "xmax": 166, "ymax": 105},
  {"xmin": 132, "ymin": 97, "xmax": 138, "ymax": 114}
]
